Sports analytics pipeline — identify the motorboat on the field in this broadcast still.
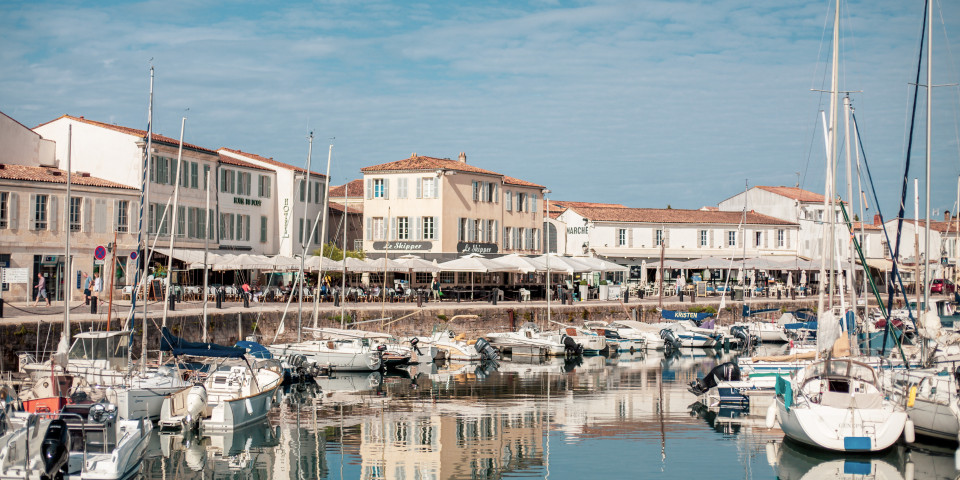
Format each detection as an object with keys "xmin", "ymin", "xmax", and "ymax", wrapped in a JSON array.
[
  {"xmin": 771, "ymin": 357, "xmax": 910, "ymax": 452},
  {"xmin": 62, "ymin": 402, "xmax": 153, "ymax": 480},
  {"xmin": 413, "ymin": 330, "xmax": 500, "ymax": 362},
  {"xmin": 581, "ymin": 321, "xmax": 645, "ymax": 352},
  {"xmin": 606, "ymin": 320, "xmax": 666, "ymax": 350},
  {"xmin": 887, "ymin": 366, "xmax": 960, "ymax": 442},
  {"xmin": 660, "ymin": 322, "xmax": 718, "ymax": 349},
  {"xmin": 689, "ymin": 361, "xmax": 777, "ymax": 408},
  {"xmin": 269, "ymin": 335, "xmax": 384, "ymax": 372},
  {"xmin": 553, "ymin": 326, "xmax": 607, "ymax": 355},
  {"xmin": 729, "ymin": 320, "xmax": 789, "ymax": 344},
  {"xmin": 0, "ymin": 413, "xmax": 71, "ymax": 480},
  {"xmin": 485, "ymin": 323, "xmax": 576, "ymax": 356}
]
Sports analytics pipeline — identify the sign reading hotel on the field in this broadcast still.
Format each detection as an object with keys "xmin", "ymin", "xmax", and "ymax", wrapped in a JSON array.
[
  {"xmin": 457, "ymin": 242, "xmax": 498, "ymax": 254},
  {"xmin": 372, "ymin": 241, "xmax": 432, "ymax": 251}
]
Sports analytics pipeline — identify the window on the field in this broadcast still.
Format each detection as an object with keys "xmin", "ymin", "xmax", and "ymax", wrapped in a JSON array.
[
  {"xmin": 655, "ymin": 229, "xmax": 663, "ymax": 246},
  {"xmin": 34, "ymin": 194, "xmax": 48, "ymax": 230},
  {"xmin": 314, "ymin": 181, "xmax": 321, "ymax": 204},
  {"xmin": 373, "ymin": 179, "xmax": 385, "ymax": 198},
  {"xmin": 531, "ymin": 194, "xmax": 538, "ymax": 213},
  {"xmin": 503, "ymin": 227, "xmax": 512, "ymax": 249},
  {"xmin": 157, "ymin": 157, "xmax": 168, "ymax": 185},
  {"xmin": 69, "ymin": 197, "xmax": 81, "ymax": 232},
  {"xmin": 505, "ymin": 191, "xmax": 512, "ymax": 211},
  {"xmin": 180, "ymin": 160, "xmax": 190, "ymax": 188},
  {"xmin": 618, "ymin": 228, "xmax": 627, "ymax": 246},
  {"xmin": 0, "ymin": 192, "xmax": 8, "ymax": 228},
  {"xmin": 397, "ymin": 217, "xmax": 409, "ymax": 240},
  {"xmin": 472, "ymin": 181, "xmax": 479, "ymax": 201},
  {"xmin": 258, "ymin": 175, "xmax": 271, "ymax": 198},
  {"xmin": 203, "ymin": 165, "xmax": 210, "ymax": 189},
  {"xmin": 260, "ymin": 215, "xmax": 268, "ymax": 243},
  {"xmin": 755, "ymin": 231, "xmax": 762, "ymax": 247},
  {"xmin": 777, "ymin": 229, "xmax": 785, "ymax": 247},
  {"xmin": 422, "ymin": 216, "xmax": 435, "ymax": 240},
  {"xmin": 517, "ymin": 193, "xmax": 527, "ymax": 212},
  {"xmin": 457, "ymin": 218, "xmax": 468, "ymax": 242},
  {"xmin": 728, "ymin": 231, "xmax": 737, "ymax": 247},
  {"xmin": 421, "ymin": 177, "xmax": 436, "ymax": 198},
  {"xmin": 221, "ymin": 169, "xmax": 229, "ymax": 193},
  {"xmin": 117, "ymin": 200, "xmax": 128, "ymax": 233},
  {"xmin": 177, "ymin": 205, "xmax": 185, "ymax": 236},
  {"xmin": 486, "ymin": 220, "xmax": 496, "ymax": 243},
  {"xmin": 372, "ymin": 217, "xmax": 385, "ymax": 240},
  {"xmin": 700, "ymin": 230, "xmax": 707, "ymax": 247},
  {"xmin": 190, "ymin": 162, "xmax": 198, "ymax": 189},
  {"xmin": 299, "ymin": 179, "xmax": 306, "ymax": 201}
]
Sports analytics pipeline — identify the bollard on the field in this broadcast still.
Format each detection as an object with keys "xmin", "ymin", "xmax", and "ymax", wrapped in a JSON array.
[
  {"xmin": 243, "ymin": 293, "xmax": 250, "ymax": 308},
  {"xmin": 791, "ymin": 289, "xmax": 796, "ymax": 300},
  {"xmin": 679, "ymin": 290, "xmax": 684, "ymax": 302},
  {"xmin": 624, "ymin": 289, "xmax": 630, "ymax": 303},
  {"xmin": 691, "ymin": 289, "xmax": 696, "ymax": 303},
  {"xmin": 416, "ymin": 292, "xmax": 423, "ymax": 308},
  {"xmin": 777, "ymin": 289, "xmax": 782, "ymax": 300},
  {"xmin": 508, "ymin": 309, "xmax": 516, "ymax": 330},
  {"xmin": 491, "ymin": 288, "xmax": 498, "ymax": 305},
  {"xmin": 0, "ymin": 298, "xmax": 3, "ymax": 318},
  {"xmin": 168, "ymin": 292, "xmax": 176, "ymax": 311},
  {"xmin": 91, "ymin": 298, "xmax": 98, "ymax": 314},
  {"xmin": 456, "ymin": 291, "xmax": 461, "ymax": 303},
  {"xmin": 216, "ymin": 289, "xmax": 223, "ymax": 309}
]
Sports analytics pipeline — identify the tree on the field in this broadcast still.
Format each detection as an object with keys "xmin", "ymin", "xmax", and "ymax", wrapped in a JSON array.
[{"xmin": 313, "ymin": 242, "xmax": 365, "ymax": 261}]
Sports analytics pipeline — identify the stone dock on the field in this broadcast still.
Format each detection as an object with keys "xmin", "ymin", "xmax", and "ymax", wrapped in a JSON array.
[{"xmin": 0, "ymin": 296, "xmax": 817, "ymax": 372}]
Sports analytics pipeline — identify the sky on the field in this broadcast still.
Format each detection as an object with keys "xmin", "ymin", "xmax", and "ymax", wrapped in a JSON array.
[{"xmin": 2, "ymin": 0, "xmax": 960, "ymax": 219}]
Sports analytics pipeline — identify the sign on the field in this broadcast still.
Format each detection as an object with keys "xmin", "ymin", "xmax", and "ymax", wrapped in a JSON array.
[
  {"xmin": 233, "ymin": 197, "xmax": 262, "ymax": 207},
  {"xmin": 130, "ymin": 251, "xmax": 138, "ymax": 261},
  {"xmin": 76, "ymin": 270, "xmax": 82, "ymax": 289},
  {"xmin": 281, "ymin": 199, "xmax": 291, "ymax": 239},
  {"xmin": 567, "ymin": 226, "xmax": 589, "ymax": 235},
  {"xmin": 94, "ymin": 259, "xmax": 105, "ymax": 265},
  {"xmin": 1, "ymin": 268, "xmax": 29, "ymax": 284},
  {"xmin": 457, "ymin": 242, "xmax": 499, "ymax": 254},
  {"xmin": 372, "ymin": 241, "xmax": 432, "ymax": 251},
  {"xmin": 94, "ymin": 246, "xmax": 107, "ymax": 260}
]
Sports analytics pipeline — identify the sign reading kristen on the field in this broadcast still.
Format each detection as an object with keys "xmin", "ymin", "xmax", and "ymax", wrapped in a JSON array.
[
  {"xmin": 457, "ymin": 242, "xmax": 498, "ymax": 254},
  {"xmin": 372, "ymin": 241, "xmax": 432, "ymax": 251}
]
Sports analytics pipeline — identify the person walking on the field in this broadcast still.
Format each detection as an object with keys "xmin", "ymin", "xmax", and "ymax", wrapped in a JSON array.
[
  {"xmin": 82, "ymin": 272, "xmax": 92, "ymax": 305},
  {"xmin": 92, "ymin": 272, "xmax": 103, "ymax": 306},
  {"xmin": 432, "ymin": 278, "xmax": 441, "ymax": 302},
  {"xmin": 33, "ymin": 273, "xmax": 51, "ymax": 307}
]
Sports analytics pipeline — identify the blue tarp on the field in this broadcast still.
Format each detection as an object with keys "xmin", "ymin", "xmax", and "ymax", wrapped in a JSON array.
[
  {"xmin": 775, "ymin": 375, "xmax": 792, "ymax": 412},
  {"xmin": 660, "ymin": 309, "xmax": 715, "ymax": 322},
  {"xmin": 160, "ymin": 327, "xmax": 246, "ymax": 358}
]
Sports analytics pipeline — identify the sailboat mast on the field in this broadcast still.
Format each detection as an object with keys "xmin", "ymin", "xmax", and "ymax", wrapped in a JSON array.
[
  {"xmin": 340, "ymin": 177, "xmax": 347, "ymax": 328},
  {"xmin": 62, "ymin": 125, "xmax": 72, "ymax": 353},
  {"xmin": 545, "ymin": 194, "xmax": 551, "ymax": 324},
  {"xmin": 827, "ymin": 0, "xmax": 841, "ymax": 311},
  {"xmin": 202, "ymin": 173, "xmax": 211, "ymax": 342},
  {"xmin": 311, "ymin": 142, "xmax": 334, "ymax": 330},
  {"xmin": 160, "ymin": 117, "xmax": 187, "ymax": 333},
  {"xmin": 923, "ymin": 0, "xmax": 933, "ymax": 311},
  {"xmin": 137, "ymin": 66, "xmax": 154, "ymax": 374},
  {"xmin": 843, "ymin": 96, "xmax": 857, "ymax": 315},
  {"xmin": 297, "ymin": 132, "xmax": 314, "ymax": 344}
]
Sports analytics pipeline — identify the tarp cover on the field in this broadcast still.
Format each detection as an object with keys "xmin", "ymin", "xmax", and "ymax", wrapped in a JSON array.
[{"xmin": 160, "ymin": 327, "xmax": 246, "ymax": 358}]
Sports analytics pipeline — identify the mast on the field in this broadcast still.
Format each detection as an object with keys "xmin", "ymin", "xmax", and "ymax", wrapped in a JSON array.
[
  {"xmin": 843, "ymin": 96, "xmax": 857, "ymax": 315},
  {"xmin": 923, "ymin": 0, "xmax": 933, "ymax": 313},
  {"xmin": 297, "ymin": 132, "xmax": 314, "ymax": 344},
  {"xmin": 817, "ymin": 0, "xmax": 841, "ymax": 326},
  {"xmin": 106, "ymin": 229, "xmax": 117, "ymax": 330},
  {"xmin": 59, "ymin": 125, "xmax": 72, "ymax": 359},
  {"xmin": 545, "ymin": 193, "xmax": 551, "ymax": 324},
  {"xmin": 202, "ymin": 173, "xmax": 211, "ymax": 342},
  {"xmin": 340, "ymin": 178, "xmax": 348, "ymax": 329},
  {"xmin": 137, "ymin": 66, "xmax": 154, "ymax": 374},
  {"xmin": 657, "ymin": 223, "xmax": 665, "ymax": 309},
  {"xmin": 160, "ymin": 117, "xmax": 186, "ymax": 336},
  {"xmin": 311, "ymin": 142, "xmax": 334, "ymax": 330}
]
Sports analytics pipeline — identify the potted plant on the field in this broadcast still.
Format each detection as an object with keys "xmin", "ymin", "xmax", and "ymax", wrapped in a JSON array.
[
  {"xmin": 579, "ymin": 280, "xmax": 589, "ymax": 301},
  {"xmin": 598, "ymin": 280, "xmax": 609, "ymax": 300}
]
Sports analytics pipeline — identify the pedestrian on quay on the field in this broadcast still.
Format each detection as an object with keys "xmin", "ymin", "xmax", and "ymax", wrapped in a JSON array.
[
  {"xmin": 82, "ymin": 272, "xmax": 92, "ymax": 305},
  {"xmin": 33, "ymin": 273, "xmax": 51, "ymax": 307},
  {"xmin": 93, "ymin": 272, "xmax": 103, "ymax": 305},
  {"xmin": 432, "ymin": 277, "xmax": 441, "ymax": 302}
]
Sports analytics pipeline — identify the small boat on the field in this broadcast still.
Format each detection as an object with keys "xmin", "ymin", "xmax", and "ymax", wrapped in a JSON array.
[
  {"xmin": 62, "ymin": 402, "xmax": 153, "ymax": 480},
  {"xmin": 268, "ymin": 337, "xmax": 383, "ymax": 372},
  {"xmin": 605, "ymin": 320, "xmax": 666, "ymax": 350},
  {"xmin": 485, "ymin": 323, "xmax": 576, "ymax": 356},
  {"xmin": 0, "ymin": 413, "xmax": 71, "ymax": 480},
  {"xmin": 413, "ymin": 330, "xmax": 500, "ymax": 362},
  {"xmin": 582, "ymin": 321, "xmax": 645, "ymax": 352},
  {"xmin": 888, "ymin": 366, "xmax": 960, "ymax": 442},
  {"xmin": 659, "ymin": 322, "xmax": 718, "ymax": 349}
]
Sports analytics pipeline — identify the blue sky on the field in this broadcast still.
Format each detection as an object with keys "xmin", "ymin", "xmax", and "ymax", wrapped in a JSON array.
[{"xmin": 2, "ymin": 0, "xmax": 960, "ymax": 218}]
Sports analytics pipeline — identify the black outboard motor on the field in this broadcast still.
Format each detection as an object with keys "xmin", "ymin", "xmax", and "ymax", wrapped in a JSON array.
[
  {"xmin": 474, "ymin": 338, "xmax": 500, "ymax": 361},
  {"xmin": 660, "ymin": 329, "xmax": 682, "ymax": 351},
  {"xmin": 561, "ymin": 334, "xmax": 583, "ymax": 356},
  {"xmin": 41, "ymin": 418, "xmax": 70, "ymax": 479},
  {"xmin": 376, "ymin": 344, "xmax": 388, "ymax": 371},
  {"xmin": 689, "ymin": 362, "xmax": 741, "ymax": 395},
  {"xmin": 730, "ymin": 325, "xmax": 751, "ymax": 349},
  {"xmin": 409, "ymin": 337, "xmax": 422, "ymax": 356}
]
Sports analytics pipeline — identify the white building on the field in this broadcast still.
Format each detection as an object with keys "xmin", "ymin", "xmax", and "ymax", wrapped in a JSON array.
[
  {"xmin": 219, "ymin": 148, "xmax": 328, "ymax": 256},
  {"xmin": 717, "ymin": 186, "xmax": 850, "ymax": 262},
  {"xmin": 216, "ymin": 155, "xmax": 279, "ymax": 254}
]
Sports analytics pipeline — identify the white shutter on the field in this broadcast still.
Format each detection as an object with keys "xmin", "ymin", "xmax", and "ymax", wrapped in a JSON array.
[
  {"xmin": 384, "ymin": 179, "xmax": 390, "ymax": 199},
  {"xmin": 414, "ymin": 217, "xmax": 421, "ymax": 241},
  {"xmin": 709, "ymin": 229, "xmax": 714, "ymax": 248},
  {"xmin": 9, "ymin": 193, "xmax": 18, "ymax": 229},
  {"xmin": 664, "ymin": 228, "xmax": 670, "ymax": 248},
  {"xmin": 433, "ymin": 216, "xmax": 440, "ymax": 242},
  {"xmin": 494, "ymin": 184, "xmax": 499, "ymax": 203},
  {"xmin": 763, "ymin": 230, "xmax": 768, "ymax": 248},
  {"xmin": 83, "ymin": 198, "xmax": 93, "ymax": 232},
  {"xmin": 416, "ymin": 178, "xmax": 422, "ymax": 199},
  {"xmin": 457, "ymin": 218, "xmax": 463, "ymax": 242},
  {"xmin": 28, "ymin": 194, "xmax": 36, "ymax": 230},
  {"xmin": 433, "ymin": 178, "xmax": 439, "ymax": 198},
  {"xmin": 493, "ymin": 220, "xmax": 498, "ymax": 243},
  {"xmin": 366, "ymin": 178, "xmax": 373, "ymax": 199},
  {"xmin": 786, "ymin": 230, "xmax": 792, "ymax": 249},
  {"xmin": 366, "ymin": 218, "xmax": 372, "ymax": 241},
  {"xmin": 390, "ymin": 216, "xmax": 397, "ymax": 240},
  {"xmin": 49, "ymin": 195, "xmax": 58, "ymax": 232},
  {"xmin": 113, "ymin": 200, "xmax": 120, "ymax": 232},
  {"xmin": 628, "ymin": 229, "xmax": 634, "ymax": 247}
]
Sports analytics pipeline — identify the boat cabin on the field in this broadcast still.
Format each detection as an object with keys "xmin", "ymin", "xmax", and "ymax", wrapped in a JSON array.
[
  {"xmin": 68, "ymin": 331, "xmax": 131, "ymax": 372},
  {"xmin": 800, "ymin": 359, "xmax": 883, "ymax": 409}
]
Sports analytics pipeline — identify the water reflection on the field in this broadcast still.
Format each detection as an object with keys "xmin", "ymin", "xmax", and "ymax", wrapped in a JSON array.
[{"xmin": 133, "ymin": 348, "xmax": 960, "ymax": 479}]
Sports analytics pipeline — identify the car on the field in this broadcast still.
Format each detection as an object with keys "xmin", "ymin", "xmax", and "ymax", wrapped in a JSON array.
[{"xmin": 931, "ymin": 279, "xmax": 956, "ymax": 294}]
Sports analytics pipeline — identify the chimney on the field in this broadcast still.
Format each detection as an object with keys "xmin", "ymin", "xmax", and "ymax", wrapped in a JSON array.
[
  {"xmin": 873, "ymin": 214, "xmax": 881, "ymax": 226},
  {"xmin": 458, "ymin": 152, "xmax": 467, "ymax": 163},
  {"xmin": 411, "ymin": 152, "xmax": 417, "ymax": 158},
  {"xmin": 946, "ymin": 210, "xmax": 951, "ymax": 222}
]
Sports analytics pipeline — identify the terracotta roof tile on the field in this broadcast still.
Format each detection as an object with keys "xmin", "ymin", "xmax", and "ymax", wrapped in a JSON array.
[
  {"xmin": 329, "ymin": 179, "xmax": 364, "ymax": 198},
  {"xmin": 502, "ymin": 175, "xmax": 544, "ymax": 189},
  {"xmin": 852, "ymin": 222, "xmax": 883, "ymax": 231},
  {"xmin": 551, "ymin": 200, "xmax": 628, "ymax": 209},
  {"xmin": 218, "ymin": 148, "xmax": 326, "ymax": 177},
  {"xmin": 755, "ymin": 186, "xmax": 825, "ymax": 203},
  {"xmin": 39, "ymin": 115, "xmax": 217, "ymax": 155},
  {"xmin": 0, "ymin": 164, "xmax": 137, "ymax": 190},
  {"xmin": 329, "ymin": 201, "xmax": 363, "ymax": 214},
  {"xmin": 568, "ymin": 206, "xmax": 796, "ymax": 226},
  {"xmin": 218, "ymin": 154, "xmax": 272, "ymax": 171},
  {"xmin": 361, "ymin": 154, "xmax": 503, "ymax": 176}
]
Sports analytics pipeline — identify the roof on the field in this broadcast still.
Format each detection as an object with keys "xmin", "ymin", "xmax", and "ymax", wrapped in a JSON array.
[
  {"xmin": 37, "ymin": 115, "xmax": 218, "ymax": 155},
  {"xmin": 852, "ymin": 221, "xmax": 883, "ymax": 231},
  {"xmin": 329, "ymin": 179, "xmax": 364, "ymax": 198},
  {"xmin": 548, "ymin": 200, "xmax": 628, "ymax": 219},
  {"xmin": 218, "ymin": 154, "xmax": 272, "ymax": 172},
  {"xmin": 218, "ymin": 148, "xmax": 326, "ymax": 177},
  {"xmin": 0, "ymin": 164, "xmax": 137, "ymax": 190},
  {"xmin": 329, "ymin": 201, "xmax": 363, "ymax": 214},
  {"xmin": 755, "ymin": 186, "xmax": 825, "ymax": 203},
  {"xmin": 566, "ymin": 206, "xmax": 796, "ymax": 226},
  {"xmin": 360, "ymin": 153, "xmax": 543, "ymax": 188}
]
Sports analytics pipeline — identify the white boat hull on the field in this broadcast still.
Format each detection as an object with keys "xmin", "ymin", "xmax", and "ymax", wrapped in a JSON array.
[
  {"xmin": 776, "ymin": 397, "xmax": 906, "ymax": 452},
  {"xmin": 202, "ymin": 384, "xmax": 280, "ymax": 432}
]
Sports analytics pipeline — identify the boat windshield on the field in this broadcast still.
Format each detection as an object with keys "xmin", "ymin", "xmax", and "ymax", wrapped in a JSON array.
[
  {"xmin": 802, "ymin": 359, "xmax": 877, "ymax": 385},
  {"xmin": 69, "ymin": 335, "xmax": 129, "ymax": 370}
]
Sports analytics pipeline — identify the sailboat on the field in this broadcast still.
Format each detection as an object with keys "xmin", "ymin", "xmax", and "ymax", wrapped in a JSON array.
[{"xmin": 770, "ymin": 0, "xmax": 910, "ymax": 452}]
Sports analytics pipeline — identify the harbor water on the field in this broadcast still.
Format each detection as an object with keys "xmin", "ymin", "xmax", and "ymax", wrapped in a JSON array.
[{"xmin": 135, "ymin": 348, "xmax": 958, "ymax": 479}]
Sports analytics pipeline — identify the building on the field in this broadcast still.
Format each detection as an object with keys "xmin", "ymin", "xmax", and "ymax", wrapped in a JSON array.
[
  {"xmin": 360, "ymin": 153, "xmax": 546, "ymax": 260},
  {"xmin": 327, "ymin": 179, "xmax": 364, "ymax": 251},
  {"xmin": 717, "ymin": 185, "xmax": 850, "ymax": 262},
  {"xmin": 219, "ymin": 148, "xmax": 328, "ymax": 256},
  {"xmin": 544, "ymin": 200, "xmax": 628, "ymax": 254},
  {"xmin": 0, "ymin": 112, "xmax": 140, "ymax": 301}
]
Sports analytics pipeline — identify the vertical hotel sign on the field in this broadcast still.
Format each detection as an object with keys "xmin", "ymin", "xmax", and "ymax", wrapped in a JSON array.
[{"xmin": 281, "ymin": 198, "xmax": 291, "ymax": 238}]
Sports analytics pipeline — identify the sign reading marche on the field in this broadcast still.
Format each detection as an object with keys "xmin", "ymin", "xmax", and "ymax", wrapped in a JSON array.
[
  {"xmin": 372, "ymin": 241, "xmax": 432, "ymax": 251},
  {"xmin": 457, "ymin": 242, "xmax": 498, "ymax": 254},
  {"xmin": 94, "ymin": 246, "xmax": 107, "ymax": 260},
  {"xmin": 1, "ymin": 268, "xmax": 29, "ymax": 284}
]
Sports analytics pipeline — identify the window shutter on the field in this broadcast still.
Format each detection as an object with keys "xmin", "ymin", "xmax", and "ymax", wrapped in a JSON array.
[
  {"xmin": 9, "ymin": 193, "xmax": 18, "ymax": 229},
  {"xmin": 49, "ymin": 195, "xmax": 58, "ymax": 232},
  {"xmin": 246, "ymin": 174, "xmax": 252, "ymax": 198},
  {"xmin": 433, "ymin": 178, "xmax": 439, "ymax": 199},
  {"xmin": 763, "ymin": 230, "xmax": 768, "ymax": 248},
  {"xmin": 83, "ymin": 198, "xmax": 93, "ymax": 232},
  {"xmin": 737, "ymin": 230, "xmax": 743, "ymax": 247},
  {"xmin": 366, "ymin": 218, "xmax": 372, "ymax": 241},
  {"xmin": 709, "ymin": 230, "xmax": 714, "ymax": 248},
  {"xmin": 414, "ymin": 217, "xmax": 421, "ymax": 241},
  {"xmin": 416, "ymin": 178, "xmax": 422, "ymax": 199},
  {"xmin": 366, "ymin": 178, "xmax": 373, "ymax": 199},
  {"xmin": 433, "ymin": 216, "xmax": 440, "ymax": 241},
  {"xmin": 458, "ymin": 218, "xmax": 463, "ymax": 242},
  {"xmin": 245, "ymin": 216, "xmax": 250, "ymax": 241},
  {"xmin": 28, "ymin": 194, "xmax": 36, "ymax": 230},
  {"xmin": 628, "ymin": 229, "xmax": 634, "ymax": 248},
  {"xmin": 786, "ymin": 231, "xmax": 791, "ymax": 249},
  {"xmin": 493, "ymin": 220, "xmax": 498, "ymax": 243},
  {"xmin": 390, "ymin": 216, "xmax": 397, "ymax": 240},
  {"xmin": 494, "ymin": 184, "xmax": 499, "ymax": 203},
  {"xmin": 383, "ymin": 179, "xmax": 390, "ymax": 199}
]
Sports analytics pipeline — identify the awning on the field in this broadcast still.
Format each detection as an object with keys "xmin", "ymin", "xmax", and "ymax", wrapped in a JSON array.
[{"xmin": 858, "ymin": 258, "xmax": 893, "ymax": 271}]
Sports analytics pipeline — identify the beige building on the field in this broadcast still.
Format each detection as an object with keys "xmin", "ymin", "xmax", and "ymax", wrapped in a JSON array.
[
  {"xmin": 360, "ymin": 153, "xmax": 546, "ymax": 260},
  {"xmin": 327, "ymin": 179, "xmax": 364, "ymax": 252}
]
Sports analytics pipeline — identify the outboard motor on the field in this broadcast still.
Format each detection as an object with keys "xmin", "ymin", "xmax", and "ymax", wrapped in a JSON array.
[
  {"xmin": 475, "ymin": 338, "xmax": 500, "ymax": 361},
  {"xmin": 689, "ymin": 362, "xmax": 741, "ymax": 395},
  {"xmin": 730, "ymin": 326, "xmax": 751, "ymax": 349},
  {"xmin": 376, "ymin": 344, "xmax": 388, "ymax": 371},
  {"xmin": 660, "ymin": 329, "xmax": 682, "ymax": 351},
  {"xmin": 184, "ymin": 385, "xmax": 207, "ymax": 432},
  {"xmin": 410, "ymin": 337, "xmax": 423, "ymax": 356},
  {"xmin": 561, "ymin": 334, "xmax": 583, "ymax": 356},
  {"xmin": 40, "ymin": 418, "xmax": 70, "ymax": 479}
]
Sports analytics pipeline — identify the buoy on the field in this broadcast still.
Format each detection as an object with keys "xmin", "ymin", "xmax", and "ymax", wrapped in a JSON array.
[
  {"xmin": 765, "ymin": 442, "xmax": 778, "ymax": 467},
  {"xmin": 904, "ymin": 419, "xmax": 915, "ymax": 443},
  {"xmin": 766, "ymin": 402, "xmax": 778, "ymax": 429},
  {"xmin": 905, "ymin": 461, "xmax": 915, "ymax": 480},
  {"xmin": 907, "ymin": 385, "xmax": 918, "ymax": 407}
]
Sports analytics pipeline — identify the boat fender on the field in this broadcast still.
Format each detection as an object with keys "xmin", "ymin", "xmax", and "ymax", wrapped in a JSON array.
[
  {"xmin": 765, "ymin": 403, "xmax": 777, "ymax": 429},
  {"xmin": 764, "ymin": 441, "xmax": 778, "ymax": 467},
  {"xmin": 907, "ymin": 385, "xmax": 918, "ymax": 407},
  {"xmin": 956, "ymin": 448, "xmax": 960, "ymax": 473},
  {"xmin": 904, "ymin": 419, "xmax": 915, "ymax": 443}
]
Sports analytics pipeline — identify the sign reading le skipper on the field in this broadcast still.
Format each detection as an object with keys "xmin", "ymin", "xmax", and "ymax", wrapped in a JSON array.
[
  {"xmin": 457, "ymin": 242, "xmax": 498, "ymax": 254},
  {"xmin": 372, "ymin": 241, "xmax": 432, "ymax": 251}
]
